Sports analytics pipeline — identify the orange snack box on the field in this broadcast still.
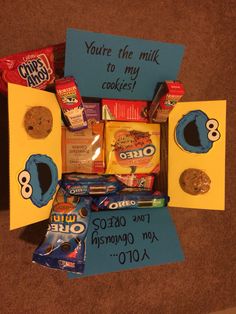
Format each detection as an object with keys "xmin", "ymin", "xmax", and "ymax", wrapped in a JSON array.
[{"xmin": 105, "ymin": 121, "xmax": 160, "ymax": 174}]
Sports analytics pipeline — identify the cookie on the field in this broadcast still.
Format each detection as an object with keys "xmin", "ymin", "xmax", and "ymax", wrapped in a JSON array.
[
  {"xmin": 179, "ymin": 168, "xmax": 211, "ymax": 195},
  {"xmin": 24, "ymin": 106, "xmax": 53, "ymax": 138}
]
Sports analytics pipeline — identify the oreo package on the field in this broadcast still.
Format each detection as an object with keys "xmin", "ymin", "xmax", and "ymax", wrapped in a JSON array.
[
  {"xmin": 60, "ymin": 173, "xmax": 123, "ymax": 196},
  {"xmin": 92, "ymin": 191, "xmax": 169, "ymax": 211},
  {"xmin": 33, "ymin": 188, "xmax": 91, "ymax": 273}
]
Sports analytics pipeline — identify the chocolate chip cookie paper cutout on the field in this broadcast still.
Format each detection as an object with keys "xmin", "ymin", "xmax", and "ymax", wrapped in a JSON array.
[
  {"xmin": 168, "ymin": 100, "xmax": 226, "ymax": 210},
  {"xmin": 68, "ymin": 207, "xmax": 184, "ymax": 278},
  {"xmin": 8, "ymin": 83, "xmax": 62, "ymax": 229}
]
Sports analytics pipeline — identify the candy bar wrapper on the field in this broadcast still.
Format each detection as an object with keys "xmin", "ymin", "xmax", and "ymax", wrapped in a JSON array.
[
  {"xmin": 61, "ymin": 122, "xmax": 105, "ymax": 174},
  {"xmin": 0, "ymin": 46, "xmax": 55, "ymax": 94},
  {"xmin": 55, "ymin": 77, "xmax": 88, "ymax": 131},
  {"xmin": 105, "ymin": 121, "xmax": 160, "ymax": 174},
  {"xmin": 60, "ymin": 174, "xmax": 123, "ymax": 196},
  {"xmin": 33, "ymin": 188, "xmax": 91, "ymax": 273},
  {"xmin": 102, "ymin": 99, "xmax": 148, "ymax": 122},
  {"xmin": 83, "ymin": 102, "xmax": 101, "ymax": 125},
  {"xmin": 92, "ymin": 191, "xmax": 169, "ymax": 211},
  {"xmin": 115, "ymin": 174, "xmax": 154, "ymax": 191}
]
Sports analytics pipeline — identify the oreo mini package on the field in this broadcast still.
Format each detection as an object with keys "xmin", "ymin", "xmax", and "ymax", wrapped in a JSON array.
[
  {"xmin": 105, "ymin": 122, "xmax": 160, "ymax": 174},
  {"xmin": 93, "ymin": 191, "xmax": 169, "ymax": 211},
  {"xmin": 33, "ymin": 188, "xmax": 91, "ymax": 273}
]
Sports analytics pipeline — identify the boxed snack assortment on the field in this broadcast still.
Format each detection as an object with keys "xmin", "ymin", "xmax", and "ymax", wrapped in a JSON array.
[{"xmin": 6, "ymin": 30, "xmax": 190, "ymax": 275}]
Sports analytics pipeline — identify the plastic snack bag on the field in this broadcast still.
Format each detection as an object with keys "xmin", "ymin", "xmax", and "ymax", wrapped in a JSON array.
[
  {"xmin": 33, "ymin": 188, "xmax": 91, "ymax": 273},
  {"xmin": 0, "ymin": 47, "xmax": 55, "ymax": 94},
  {"xmin": 61, "ymin": 122, "xmax": 105, "ymax": 174}
]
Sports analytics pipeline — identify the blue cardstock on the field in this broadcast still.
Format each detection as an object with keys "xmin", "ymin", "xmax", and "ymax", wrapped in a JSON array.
[
  {"xmin": 65, "ymin": 29, "xmax": 185, "ymax": 100},
  {"xmin": 68, "ymin": 207, "xmax": 184, "ymax": 278}
]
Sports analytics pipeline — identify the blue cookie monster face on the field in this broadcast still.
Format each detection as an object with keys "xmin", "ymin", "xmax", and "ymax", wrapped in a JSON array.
[
  {"xmin": 175, "ymin": 110, "xmax": 220, "ymax": 153},
  {"xmin": 18, "ymin": 154, "xmax": 58, "ymax": 207}
]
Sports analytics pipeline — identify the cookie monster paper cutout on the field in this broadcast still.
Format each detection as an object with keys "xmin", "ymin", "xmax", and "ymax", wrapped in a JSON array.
[
  {"xmin": 8, "ymin": 84, "xmax": 62, "ymax": 229},
  {"xmin": 175, "ymin": 110, "xmax": 220, "ymax": 153},
  {"xmin": 168, "ymin": 100, "xmax": 226, "ymax": 210},
  {"xmin": 18, "ymin": 154, "xmax": 58, "ymax": 207}
]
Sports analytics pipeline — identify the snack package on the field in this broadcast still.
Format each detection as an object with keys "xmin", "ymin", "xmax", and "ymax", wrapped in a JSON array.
[
  {"xmin": 102, "ymin": 99, "xmax": 148, "ymax": 122},
  {"xmin": 61, "ymin": 122, "xmax": 105, "ymax": 174},
  {"xmin": 105, "ymin": 121, "xmax": 160, "ymax": 174},
  {"xmin": 60, "ymin": 173, "xmax": 123, "ymax": 196},
  {"xmin": 149, "ymin": 81, "xmax": 185, "ymax": 123},
  {"xmin": 55, "ymin": 77, "xmax": 88, "ymax": 131},
  {"xmin": 115, "ymin": 174, "xmax": 154, "ymax": 191},
  {"xmin": 83, "ymin": 102, "xmax": 101, "ymax": 125},
  {"xmin": 0, "ymin": 47, "xmax": 55, "ymax": 94},
  {"xmin": 92, "ymin": 191, "xmax": 168, "ymax": 211},
  {"xmin": 33, "ymin": 188, "xmax": 91, "ymax": 273}
]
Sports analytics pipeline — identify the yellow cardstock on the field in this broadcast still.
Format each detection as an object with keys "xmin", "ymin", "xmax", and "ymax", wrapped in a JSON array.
[
  {"xmin": 8, "ymin": 84, "xmax": 62, "ymax": 229},
  {"xmin": 168, "ymin": 100, "xmax": 226, "ymax": 210}
]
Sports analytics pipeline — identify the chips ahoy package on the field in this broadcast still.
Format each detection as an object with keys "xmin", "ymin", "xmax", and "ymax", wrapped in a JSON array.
[
  {"xmin": 0, "ymin": 46, "xmax": 55, "ymax": 94},
  {"xmin": 33, "ymin": 188, "xmax": 91, "ymax": 273}
]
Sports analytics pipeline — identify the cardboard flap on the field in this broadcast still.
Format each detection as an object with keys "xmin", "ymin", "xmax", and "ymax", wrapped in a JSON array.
[{"xmin": 8, "ymin": 84, "xmax": 62, "ymax": 229}]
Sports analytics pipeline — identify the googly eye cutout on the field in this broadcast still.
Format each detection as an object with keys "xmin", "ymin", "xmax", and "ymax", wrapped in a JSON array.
[
  {"xmin": 21, "ymin": 184, "xmax": 33, "ymax": 199},
  {"xmin": 208, "ymin": 129, "xmax": 221, "ymax": 142},
  {"xmin": 18, "ymin": 170, "xmax": 33, "ymax": 199},
  {"xmin": 206, "ymin": 119, "xmax": 219, "ymax": 131},
  {"xmin": 18, "ymin": 170, "xmax": 31, "ymax": 185}
]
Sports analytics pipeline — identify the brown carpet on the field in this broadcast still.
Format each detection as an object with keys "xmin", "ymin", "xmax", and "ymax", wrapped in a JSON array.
[{"xmin": 0, "ymin": 1, "xmax": 236, "ymax": 313}]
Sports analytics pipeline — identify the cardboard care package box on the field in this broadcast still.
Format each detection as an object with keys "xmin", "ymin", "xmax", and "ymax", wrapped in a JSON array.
[{"xmin": 5, "ymin": 29, "xmax": 226, "ymax": 278}]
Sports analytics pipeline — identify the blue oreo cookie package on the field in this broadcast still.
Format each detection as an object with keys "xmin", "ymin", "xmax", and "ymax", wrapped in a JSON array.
[
  {"xmin": 60, "ymin": 173, "xmax": 123, "ymax": 196},
  {"xmin": 92, "ymin": 191, "xmax": 169, "ymax": 211},
  {"xmin": 33, "ymin": 187, "xmax": 91, "ymax": 273}
]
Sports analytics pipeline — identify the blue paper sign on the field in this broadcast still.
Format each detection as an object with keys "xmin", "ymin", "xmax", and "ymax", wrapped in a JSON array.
[
  {"xmin": 69, "ymin": 207, "xmax": 184, "ymax": 278},
  {"xmin": 65, "ymin": 29, "xmax": 185, "ymax": 100}
]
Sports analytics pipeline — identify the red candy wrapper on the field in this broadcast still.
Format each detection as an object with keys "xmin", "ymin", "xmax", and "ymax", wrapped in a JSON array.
[
  {"xmin": 115, "ymin": 174, "xmax": 154, "ymax": 191},
  {"xmin": 0, "ymin": 47, "xmax": 55, "ymax": 94}
]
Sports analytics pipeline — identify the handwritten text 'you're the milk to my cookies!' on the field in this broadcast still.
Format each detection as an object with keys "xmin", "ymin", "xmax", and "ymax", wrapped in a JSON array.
[{"xmin": 84, "ymin": 41, "xmax": 160, "ymax": 93}]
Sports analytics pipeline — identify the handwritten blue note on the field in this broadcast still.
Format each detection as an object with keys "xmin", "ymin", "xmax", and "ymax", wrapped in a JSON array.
[
  {"xmin": 65, "ymin": 29, "xmax": 185, "ymax": 100},
  {"xmin": 68, "ymin": 207, "xmax": 184, "ymax": 278}
]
